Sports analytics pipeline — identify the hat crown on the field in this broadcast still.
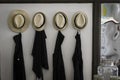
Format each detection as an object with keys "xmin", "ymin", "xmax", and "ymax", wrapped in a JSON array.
[
  {"xmin": 55, "ymin": 13, "xmax": 66, "ymax": 28},
  {"xmin": 75, "ymin": 13, "xmax": 86, "ymax": 28},
  {"xmin": 34, "ymin": 13, "xmax": 44, "ymax": 28},
  {"xmin": 14, "ymin": 14, "xmax": 25, "ymax": 28}
]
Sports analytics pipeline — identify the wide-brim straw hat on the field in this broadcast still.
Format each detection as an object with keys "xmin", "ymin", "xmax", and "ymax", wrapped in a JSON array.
[
  {"xmin": 72, "ymin": 12, "xmax": 88, "ymax": 30},
  {"xmin": 8, "ymin": 10, "xmax": 30, "ymax": 33},
  {"xmin": 53, "ymin": 12, "xmax": 68, "ymax": 30},
  {"xmin": 32, "ymin": 12, "xmax": 46, "ymax": 31}
]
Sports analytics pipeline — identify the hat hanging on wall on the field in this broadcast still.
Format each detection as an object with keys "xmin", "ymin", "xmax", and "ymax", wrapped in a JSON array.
[
  {"xmin": 53, "ymin": 12, "xmax": 68, "ymax": 30},
  {"xmin": 32, "ymin": 12, "xmax": 49, "ymax": 80},
  {"xmin": 8, "ymin": 10, "xmax": 30, "ymax": 33},
  {"xmin": 72, "ymin": 12, "xmax": 88, "ymax": 30},
  {"xmin": 32, "ymin": 12, "xmax": 46, "ymax": 31}
]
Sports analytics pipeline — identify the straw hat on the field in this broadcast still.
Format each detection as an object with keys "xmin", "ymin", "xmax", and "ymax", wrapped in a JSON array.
[
  {"xmin": 32, "ymin": 12, "xmax": 46, "ymax": 31},
  {"xmin": 72, "ymin": 12, "xmax": 88, "ymax": 30},
  {"xmin": 53, "ymin": 12, "xmax": 68, "ymax": 30},
  {"xmin": 8, "ymin": 10, "xmax": 30, "ymax": 33}
]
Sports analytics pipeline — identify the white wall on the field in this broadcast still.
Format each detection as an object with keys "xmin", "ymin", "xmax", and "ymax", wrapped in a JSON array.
[{"xmin": 0, "ymin": 4, "xmax": 92, "ymax": 80}]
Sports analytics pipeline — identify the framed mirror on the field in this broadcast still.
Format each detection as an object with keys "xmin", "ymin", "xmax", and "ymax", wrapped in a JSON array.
[
  {"xmin": 92, "ymin": 0, "xmax": 120, "ymax": 79},
  {"xmin": 101, "ymin": 3, "xmax": 120, "ymax": 63}
]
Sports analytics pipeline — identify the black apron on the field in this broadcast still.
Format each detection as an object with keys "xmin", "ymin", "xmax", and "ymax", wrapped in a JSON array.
[
  {"xmin": 32, "ymin": 30, "xmax": 49, "ymax": 80},
  {"xmin": 13, "ymin": 33, "xmax": 26, "ymax": 80},
  {"xmin": 53, "ymin": 31, "xmax": 66, "ymax": 80},
  {"xmin": 72, "ymin": 32, "xmax": 84, "ymax": 80}
]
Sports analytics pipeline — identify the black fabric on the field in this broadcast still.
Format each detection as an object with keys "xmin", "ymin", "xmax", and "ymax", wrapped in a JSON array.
[
  {"xmin": 32, "ymin": 30, "xmax": 49, "ymax": 80},
  {"xmin": 72, "ymin": 32, "xmax": 84, "ymax": 80},
  {"xmin": 53, "ymin": 31, "xmax": 66, "ymax": 80},
  {"xmin": 13, "ymin": 33, "xmax": 26, "ymax": 80}
]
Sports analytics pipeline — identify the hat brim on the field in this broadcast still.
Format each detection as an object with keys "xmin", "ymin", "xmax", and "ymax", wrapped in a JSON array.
[
  {"xmin": 53, "ymin": 12, "xmax": 68, "ymax": 31},
  {"xmin": 72, "ymin": 12, "xmax": 88, "ymax": 30},
  {"xmin": 8, "ymin": 10, "xmax": 30, "ymax": 33},
  {"xmin": 32, "ymin": 12, "xmax": 46, "ymax": 31}
]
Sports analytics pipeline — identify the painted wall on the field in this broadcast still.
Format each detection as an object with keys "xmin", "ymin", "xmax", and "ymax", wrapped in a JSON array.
[{"xmin": 0, "ymin": 4, "xmax": 92, "ymax": 80}]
